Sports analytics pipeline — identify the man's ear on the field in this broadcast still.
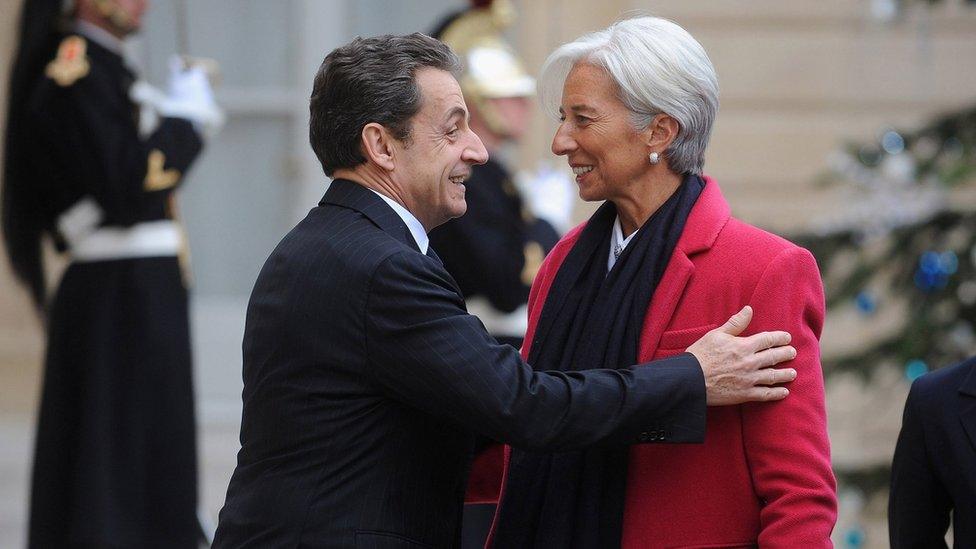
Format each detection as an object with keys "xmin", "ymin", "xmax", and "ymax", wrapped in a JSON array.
[
  {"xmin": 361, "ymin": 122, "xmax": 396, "ymax": 171},
  {"xmin": 643, "ymin": 113, "xmax": 680, "ymax": 154}
]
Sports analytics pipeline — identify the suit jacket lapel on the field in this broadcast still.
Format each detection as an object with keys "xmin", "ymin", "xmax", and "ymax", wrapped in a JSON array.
[
  {"xmin": 639, "ymin": 177, "xmax": 731, "ymax": 356},
  {"xmin": 320, "ymin": 180, "xmax": 464, "ymax": 300},
  {"xmin": 320, "ymin": 179, "xmax": 422, "ymax": 253},
  {"xmin": 958, "ymin": 362, "xmax": 976, "ymax": 456}
]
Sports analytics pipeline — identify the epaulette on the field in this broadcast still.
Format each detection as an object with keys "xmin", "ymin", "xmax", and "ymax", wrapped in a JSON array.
[{"xmin": 45, "ymin": 36, "xmax": 91, "ymax": 87}]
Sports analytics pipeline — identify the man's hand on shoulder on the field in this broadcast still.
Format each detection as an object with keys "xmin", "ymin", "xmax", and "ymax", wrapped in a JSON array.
[{"xmin": 686, "ymin": 305, "xmax": 797, "ymax": 406}]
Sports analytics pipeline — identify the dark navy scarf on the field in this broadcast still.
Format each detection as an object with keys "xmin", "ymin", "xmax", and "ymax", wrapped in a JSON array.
[{"xmin": 491, "ymin": 175, "xmax": 704, "ymax": 548}]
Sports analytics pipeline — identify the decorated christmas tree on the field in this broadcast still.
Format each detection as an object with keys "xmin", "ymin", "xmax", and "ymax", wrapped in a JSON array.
[{"xmin": 792, "ymin": 97, "xmax": 975, "ymax": 546}]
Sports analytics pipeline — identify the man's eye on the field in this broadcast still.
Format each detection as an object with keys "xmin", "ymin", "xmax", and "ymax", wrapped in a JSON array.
[
  {"xmin": 447, "ymin": 127, "xmax": 460, "ymax": 137},
  {"xmin": 576, "ymin": 115, "xmax": 591, "ymax": 125}
]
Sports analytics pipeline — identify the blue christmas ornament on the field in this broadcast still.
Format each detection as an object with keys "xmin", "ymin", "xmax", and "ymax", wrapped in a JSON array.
[
  {"xmin": 919, "ymin": 251, "xmax": 942, "ymax": 274},
  {"xmin": 855, "ymin": 291, "xmax": 877, "ymax": 315},
  {"xmin": 881, "ymin": 130, "xmax": 905, "ymax": 155},
  {"xmin": 906, "ymin": 359, "xmax": 928, "ymax": 381},
  {"xmin": 916, "ymin": 251, "xmax": 952, "ymax": 292},
  {"xmin": 844, "ymin": 526, "xmax": 865, "ymax": 548},
  {"xmin": 914, "ymin": 269, "xmax": 945, "ymax": 292}
]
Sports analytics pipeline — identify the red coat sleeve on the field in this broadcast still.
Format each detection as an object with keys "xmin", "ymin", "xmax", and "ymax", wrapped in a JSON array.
[
  {"xmin": 465, "ymin": 443, "xmax": 505, "ymax": 504},
  {"xmin": 740, "ymin": 246, "xmax": 837, "ymax": 547}
]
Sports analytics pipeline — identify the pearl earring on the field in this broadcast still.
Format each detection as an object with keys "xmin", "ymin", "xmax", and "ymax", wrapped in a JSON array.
[{"xmin": 648, "ymin": 152, "xmax": 660, "ymax": 164}]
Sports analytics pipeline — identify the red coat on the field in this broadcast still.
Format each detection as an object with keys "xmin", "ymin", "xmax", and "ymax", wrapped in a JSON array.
[{"xmin": 480, "ymin": 176, "xmax": 837, "ymax": 547}]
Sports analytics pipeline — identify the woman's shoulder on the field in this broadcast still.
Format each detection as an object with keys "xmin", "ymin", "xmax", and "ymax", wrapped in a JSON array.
[
  {"xmin": 721, "ymin": 217, "xmax": 799, "ymax": 253},
  {"xmin": 697, "ymin": 216, "xmax": 821, "ymax": 291},
  {"xmin": 717, "ymin": 217, "xmax": 815, "ymax": 265}
]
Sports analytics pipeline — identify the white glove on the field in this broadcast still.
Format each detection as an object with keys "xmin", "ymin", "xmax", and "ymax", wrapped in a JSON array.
[
  {"xmin": 159, "ymin": 56, "xmax": 225, "ymax": 138},
  {"xmin": 129, "ymin": 80, "xmax": 166, "ymax": 137},
  {"xmin": 515, "ymin": 163, "xmax": 575, "ymax": 233}
]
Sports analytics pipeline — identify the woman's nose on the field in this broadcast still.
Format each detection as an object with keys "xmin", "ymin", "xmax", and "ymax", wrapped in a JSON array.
[{"xmin": 551, "ymin": 123, "xmax": 576, "ymax": 156}]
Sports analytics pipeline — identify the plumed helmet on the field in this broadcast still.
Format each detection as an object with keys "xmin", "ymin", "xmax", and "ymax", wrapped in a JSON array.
[{"xmin": 431, "ymin": 0, "xmax": 534, "ymax": 135}]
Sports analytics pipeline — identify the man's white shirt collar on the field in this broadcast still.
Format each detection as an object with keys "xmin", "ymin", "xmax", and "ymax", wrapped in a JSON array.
[{"xmin": 368, "ymin": 189, "xmax": 429, "ymax": 254}]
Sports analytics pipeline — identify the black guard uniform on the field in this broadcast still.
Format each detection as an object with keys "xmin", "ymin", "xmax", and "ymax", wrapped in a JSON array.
[
  {"xmin": 429, "ymin": 158, "xmax": 559, "ymax": 348},
  {"xmin": 3, "ymin": 8, "xmax": 204, "ymax": 547}
]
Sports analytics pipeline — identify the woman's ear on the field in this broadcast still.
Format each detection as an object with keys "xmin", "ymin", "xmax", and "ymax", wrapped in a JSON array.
[
  {"xmin": 361, "ymin": 122, "xmax": 396, "ymax": 171},
  {"xmin": 644, "ymin": 113, "xmax": 680, "ymax": 153}
]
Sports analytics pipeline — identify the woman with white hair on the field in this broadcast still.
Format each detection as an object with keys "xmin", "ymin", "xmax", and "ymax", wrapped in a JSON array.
[{"xmin": 488, "ymin": 16, "xmax": 837, "ymax": 548}]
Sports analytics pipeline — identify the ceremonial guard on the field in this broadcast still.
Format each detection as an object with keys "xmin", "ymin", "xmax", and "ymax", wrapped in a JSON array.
[
  {"xmin": 429, "ymin": 2, "xmax": 573, "ymax": 546},
  {"xmin": 2, "ymin": 0, "xmax": 221, "ymax": 546},
  {"xmin": 429, "ymin": 0, "xmax": 572, "ymax": 350}
]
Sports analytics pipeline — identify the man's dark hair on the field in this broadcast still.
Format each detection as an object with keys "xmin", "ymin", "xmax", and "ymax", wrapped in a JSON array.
[{"xmin": 309, "ymin": 33, "xmax": 460, "ymax": 176}]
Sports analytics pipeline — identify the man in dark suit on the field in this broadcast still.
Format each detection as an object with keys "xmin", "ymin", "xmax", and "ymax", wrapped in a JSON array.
[
  {"xmin": 213, "ymin": 33, "xmax": 800, "ymax": 548},
  {"xmin": 889, "ymin": 356, "xmax": 976, "ymax": 548}
]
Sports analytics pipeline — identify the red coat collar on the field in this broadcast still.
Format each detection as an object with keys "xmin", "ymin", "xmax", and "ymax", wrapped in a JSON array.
[
  {"xmin": 676, "ymin": 175, "xmax": 731, "ymax": 257},
  {"xmin": 638, "ymin": 175, "xmax": 730, "ymax": 356}
]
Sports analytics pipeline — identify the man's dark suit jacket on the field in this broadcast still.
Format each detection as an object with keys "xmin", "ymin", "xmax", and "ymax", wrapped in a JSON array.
[
  {"xmin": 212, "ymin": 179, "xmax": 706, "ymax": 548},
  {"xmin": 889, "ymin": 356, "xmax": 976, "ymax": 548}
]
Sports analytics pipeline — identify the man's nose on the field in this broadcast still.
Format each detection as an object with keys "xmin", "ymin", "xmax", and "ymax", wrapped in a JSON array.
[
  {"xmin": 463, "ymin": 130, "xmax": 489, "ymax": 165},
  {"xmin": 551, "ymin": 123, "xmax": 576, "ymax": 156}
]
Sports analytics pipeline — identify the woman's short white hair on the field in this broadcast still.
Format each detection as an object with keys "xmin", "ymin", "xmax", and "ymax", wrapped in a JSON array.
[{"xmin": 539, "ymin": 16, "xmax": 718, "ymax": 175}]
